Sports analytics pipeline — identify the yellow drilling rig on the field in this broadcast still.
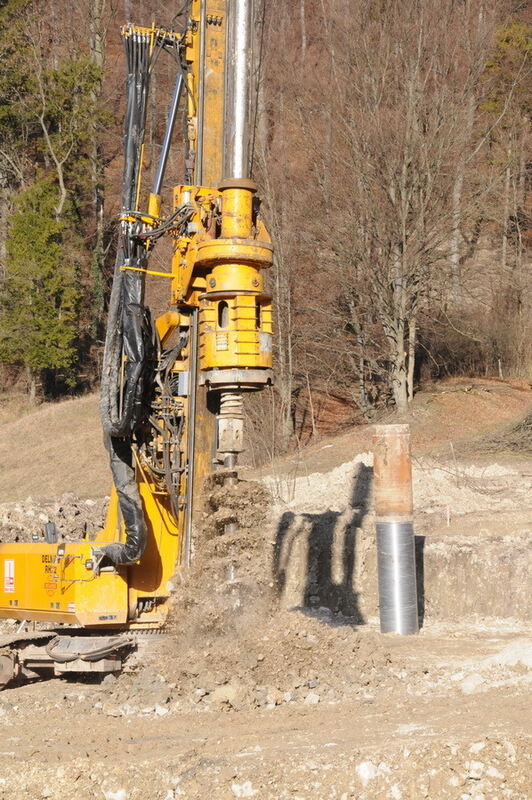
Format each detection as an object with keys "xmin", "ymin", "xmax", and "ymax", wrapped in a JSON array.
[{"xmin": 0, "ymin": 0, "xmax": 272, "ymax": 686}]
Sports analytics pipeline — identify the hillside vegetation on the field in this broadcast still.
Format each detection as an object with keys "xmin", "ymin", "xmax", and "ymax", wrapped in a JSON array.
[{"xmin": 0, "ymin": 0, "xmax": 530, "ymax": 448}]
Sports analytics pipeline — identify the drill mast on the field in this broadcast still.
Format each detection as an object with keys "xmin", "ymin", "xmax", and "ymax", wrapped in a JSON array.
[{"xmin": 0, "ymin": 0, "xmax": 272, "ymax": 680}]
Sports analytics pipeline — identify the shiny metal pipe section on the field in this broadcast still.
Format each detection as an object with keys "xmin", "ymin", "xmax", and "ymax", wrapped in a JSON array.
[
  {"xmin": 373, "ymin": 424, "xmax": 419, "ymax": 635},
  {"xmin": 196, "ymin": 0, "xmax": 207, "ymax": 183},
  {"xmin": 376, "ymin": 521, "xmax": 419, "ymax": 634},
  {"xmin": 223, "ymin": 0, "xmax": 252, "ymax": 179},
  {"xmin": 152, "ymin": 73, "xmax": 184, "ymax": 196}
]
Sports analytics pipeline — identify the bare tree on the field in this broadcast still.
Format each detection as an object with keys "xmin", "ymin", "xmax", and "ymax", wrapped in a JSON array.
[{"xmin": 293, "ymin": 0, "xmax": 504, "ymax": 411}]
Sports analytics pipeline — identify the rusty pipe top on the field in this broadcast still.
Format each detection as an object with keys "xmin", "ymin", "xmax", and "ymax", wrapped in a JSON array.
[{"xmin": 372, "ymin": 424, "xmax": 413, "ymax": 517}]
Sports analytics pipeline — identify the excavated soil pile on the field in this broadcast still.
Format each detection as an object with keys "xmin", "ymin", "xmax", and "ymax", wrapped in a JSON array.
[
  {"xmin": 167, "ymin": 473, "xmax": 275, "ymax": 634},
  {"xmin": 0, "ymin": 493, "xmax": 108, "ymax": 543},
  {"xmin": 105, "ymin": 473, "xmax": 410, "ymax": 715},
  {"xmin": 101, "ymin": 611, "xmax": 408, "ymax": 715},
  {"xmin": 154, "ymin": 475, "xmax": 279, "ymax": 685}
]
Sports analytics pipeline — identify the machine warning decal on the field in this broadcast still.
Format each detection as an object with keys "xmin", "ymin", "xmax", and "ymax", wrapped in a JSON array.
[{"xmin": 4, "ymin": 560, "xmax": 15, "ymax": 593}]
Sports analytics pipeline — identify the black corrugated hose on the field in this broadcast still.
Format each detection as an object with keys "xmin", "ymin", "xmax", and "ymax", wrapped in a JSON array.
[{"xmin": 99, "ymin": 32, "xmax": 158, "ymax": 565}]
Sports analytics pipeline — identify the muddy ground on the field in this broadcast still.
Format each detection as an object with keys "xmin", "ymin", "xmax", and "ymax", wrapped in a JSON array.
[{"xmin": 0, "ymin": 382, "xmax": 530, "ymax": 799}]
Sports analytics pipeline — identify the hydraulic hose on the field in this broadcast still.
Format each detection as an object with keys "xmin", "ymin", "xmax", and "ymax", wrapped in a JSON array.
[
  {"xmin": 99, "ymin": 26, "xmax": 186, "ymax": 566},
  {"xmin": 101, "ymin": 434, "xmax": 148, "ymax": 565},
  {"xmin": 99, "ymin": 29, "xmax": 155, "ymax": 565},
  {"xmin": 100, "ymin": 29, "xmax": 153, "ymax": 440}
]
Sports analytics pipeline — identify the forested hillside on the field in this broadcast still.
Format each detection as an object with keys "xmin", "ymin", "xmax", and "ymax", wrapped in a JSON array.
[{"xmin": 0, "ymin": 0, "xmax": 530, "ymax": 445}]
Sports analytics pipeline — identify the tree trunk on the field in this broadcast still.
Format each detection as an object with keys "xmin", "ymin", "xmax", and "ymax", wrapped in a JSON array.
[
  {"xmin": 27, "ymin": 366, "xmax": 37, "ymax": 405},
  {"xmin": 388, "ymin": 321, "xmax": 408, "ymax": 413},
  {"xmin": 407, "ymin": 315, "xmax": 416, "ymax": 404},
  {"xmin": 393, "ymin": 361, "xmax": 408, "ymax": 413},
  {"xmin": 0, "ymin": 177, "xmax": 10, "ymax": 284},
  {"xmin": 300, "ymin": 0, "xmax": 306, "ymax": 65},
  {"xmin": 450, "ymin": 167, "xmax": 464, "ymax": 299},
  {"xmin": 255, "ymin": 4, "xmax": 294, "ymax": 449},
  {"xmin": 89, "ymin": 0, "xmax": 106, "ymax": 340},
  {"xmin": 278, "ymin": 274, "xmax": 294, "ymax": 445},
  {"xmin": 305, "ymin": 371, "xmax": 317, "ymax": 438},
  {"xmin": 501, "ymin": 151, "xmax": 511, "ymax": 274},
  {"xmin": 450, "ymin": 94, "xmax": 475, "ymax": 301}
]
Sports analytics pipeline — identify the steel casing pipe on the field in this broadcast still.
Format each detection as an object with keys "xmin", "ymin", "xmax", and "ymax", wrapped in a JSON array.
[
  {"xmin": 376, "ymin": 520, "xmax": 418, "ymax": 634},
  {"xmin": 373, "ymin": 424, "xmax": 419, "ymax": 635},
  {"xmin": 223, "ymin": 0, "xmax": 252, "ymax": 179}
]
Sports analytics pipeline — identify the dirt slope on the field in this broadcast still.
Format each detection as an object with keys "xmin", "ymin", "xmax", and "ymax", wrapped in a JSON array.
[
  {"xmin": 248, "ymin": 379, "xmax": 532, "ymax": 481},
  {"xmin": 0, "ymin": 379, "xmax": 530, "ymax": 503},
  {"xmin": 0, "ymin": 394, "xmax": 107, "ymax": 502}
]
